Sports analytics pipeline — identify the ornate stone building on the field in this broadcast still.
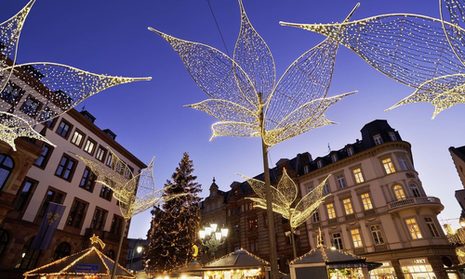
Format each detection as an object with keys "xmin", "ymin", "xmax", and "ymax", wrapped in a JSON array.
[
  {"xmin": 201, "ymin": 120, "xmax": 457, "ymax": 278},
  {"xmin": 0, "ymin": 107, "xmax": 145, "ymax": 278}
]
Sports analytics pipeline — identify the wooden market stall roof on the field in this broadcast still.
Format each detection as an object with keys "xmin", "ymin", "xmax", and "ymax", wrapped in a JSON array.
[
  {"xmin": 23, "ymin": 246, "xmax": 134, "ymax": 278},
  {"xmin": 203, "ymin": 248, "xmax": 270, "ymax": 270}
]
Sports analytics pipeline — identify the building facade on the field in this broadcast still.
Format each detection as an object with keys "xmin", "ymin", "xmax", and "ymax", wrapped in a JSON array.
[
  {"xmin": 449, "ymin": 146, "xmax": 465, "ymax": 220},
  {"xmin": 201, "ymin": 120, "xmax": 457, "ymax": 278},
  {"xmin": 299, "ymin": 120, "xmax": 456, "ymax": 278},
  {"xmin": 0, "ymin": 106, "xmax": 145, "ymax": 277}
]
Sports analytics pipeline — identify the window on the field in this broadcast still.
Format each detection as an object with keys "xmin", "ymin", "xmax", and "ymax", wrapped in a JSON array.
[
  {"xmin": 312, "ymin": 211, "xmax": 320, "ymax": 223},
  {"xmin": 303, "ymin": 165, "xmax": 309, "ymax": 174},
  {"xmin": 95, "ymin": 146, "xmax": 107, "ymax": 162},
  {"xmin": 14, "ymin": 178, "xmax": 37, "ymax": 212},
  {"xmin": 79, "ymin": 167, "xmax": 96, "ymax": 192},
  {"xmin": 317, "ymin": 160, "xmax": 323, "ymax": 169},
  {"xmin": 40, "ymin": 108, "xmax": 57, "ymax": 129},
  {"xmin": 83, "ymin": 138, "xmax": 96, "ymax": 155},
  {"xmin": 0, "ymin": 229, "xmax": 8, "ymax": 256},
  {"xmin": 335, "ymin": 173, "xmax": 347, "ymax": 189},
  {"xmin": 105, "ymin": 153, "xmax": 113, "ymax": 167},
  {"xmin": 53, "ymin": 242, "xmax": 71, "ymax": 260},
  {"xmin": 331, "ymin": 153, "xmax": 338, "ymax": 163},
  {"xmin": 70, "ymin": 130, "xmax": 85, "ymax": 147},
  {"xmin": 343, "ymin": 198, "xmax": 354, "ymax": 215},
  {"xmin": 405, "ymin": 218, "xmax": 423, "ymax": 239},
  {"xmin": 17, "ymin": 238, "xmax": 40, "ymax": 269},
  {"xmin": 373, "ymin": 134, "xmax": 383, "ymax": 145},
  {"xmin": 323, "ymin": 180, "xmax": 330, "ymax": 195},
  {"xmin": 382, "ymin": 157, "xmax": 396, "ymax": 174},
  {"xmin": 0, "ymin": 154, "xmax": 14, "ymax": 190},
  {"xmin": 100, "ymin": 186, "xmax": 113, "ymax": 201},
  {"xmin": 91, "ymin": 207, "xmax": 108, "ymax": 231},
  {"xmin": 305, "ymin": 181, "xmax": 314, "ymax": 193},
  {"xmin": 388, "ymin": 131, "xmax": 397, "ymax": 141},
  {"xmin": 360, "ymin": 193, "xmax": 373, "ymax": 210},
  {"xmin": 398, "ymin": 156, "xmax": 410, "ymax": 171},
  {"xmin": 249, "ymin": 239, "xmax": 258, "ymax": 252},
  {"xmin": 37, "ymin": 188, "xmax": 65, "ymax": 220},
  {"xmin": 332, "ymin": 233, "xmax": 343, "ymax": 250},
  {"xmin": 425, "ymin": 217, "xmax": 440, "ymax": 237},
  {"xmin": 248, "ymin": 217, "xmax": 258, "ymax": 230},
  {"xmin": 56, "ymin": 120, "xmax": 72, "ymax": 139},
  {"xmin": 347, "ymin": 146, "xmax": 354, "ymax": 156},
  {"xmin": 34, "ymin": 144, "xmax": 53, "ymax": 169},
  {"xmin": 393, "ymin": 184, "xmax": 406, "ymax": 200},
  {"xmin": 55, "ymin": 154, "xmax": 77, "ymax": 181},
  {"xmin": 370, "ymin": 225, "xmax": 385, "ymax": 245},
  {"xmin": 19, "ymin": 95, "xmax": 42, "ymax": 118},
  {"xmin": 352, "ymin": 167, "xmax": 365, "ymax": 184},
  {"xmin": 1, "ymin": 81, "xmax": 24, "ymax": 105},
  {"xmin": 326, "ymin": 203, "xmax": 336, "ymax": 219},
  {"xmin": 350, "ymin": 229, "xmax": 363, "ymax": 248},
  {"xmin": 110, "ymin": 215, "xmax": 124, "ymax": 235},
  {"xmin": 66, "ymin": 198, "xmax": 88, "ymax": 229},
  {"xmin": 409, "ymin": 184, "xmax": 421, "ymax": 197}
]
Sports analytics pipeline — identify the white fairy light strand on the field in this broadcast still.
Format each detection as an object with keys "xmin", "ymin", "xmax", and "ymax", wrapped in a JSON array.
[{"xmin": 280, "ymin": 0, "xmax": 465, "ymax": 118}]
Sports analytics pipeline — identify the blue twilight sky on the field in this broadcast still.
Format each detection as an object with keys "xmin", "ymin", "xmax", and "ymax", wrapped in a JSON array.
[{"xmin": 3, "ymin": 0, "xmax": 465, "ymax": 238}]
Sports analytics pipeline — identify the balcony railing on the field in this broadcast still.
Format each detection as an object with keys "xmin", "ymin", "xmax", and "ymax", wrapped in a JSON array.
[{"xmin": 388, "ymin": 196, "xmax": 441, "ymax": 210}]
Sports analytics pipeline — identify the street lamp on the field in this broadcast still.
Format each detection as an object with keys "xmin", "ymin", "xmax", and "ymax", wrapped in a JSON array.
[{"xmin": 198, "ymin": 223, "xmax": 229, "ymax": 259}]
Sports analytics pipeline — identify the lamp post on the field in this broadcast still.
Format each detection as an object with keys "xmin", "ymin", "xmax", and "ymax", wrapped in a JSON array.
[{"xmin": 198, "ymin": 224, "xmax": 228, "ymax": 260}]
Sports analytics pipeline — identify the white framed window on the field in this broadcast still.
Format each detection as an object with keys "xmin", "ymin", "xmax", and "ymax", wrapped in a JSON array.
[
  {"xmin": 311, "ymin": 211, "xmax": 320, "ymax": 223},
  {"xmin": 425, "ymin": 217, "xmax": 440, "ymax": 237},
  {"xmin": 347, "ymin": 146, "xmax": 354, "ymax": 156},
  {"xmin": 83, "ymin": 138, "xmax": 96, "ymax": 155},
  {"xmin": 335, "ymin": 173, "xmax": 347, "ymax": 189},
  {"xmin": 409, "ymin": 183, "xmax": 421, "ymax": 197},
  {"xmin": 70, "ymin": 130, "xmax": 84, "ymax": 147},
  {"xmin": 398, "ymin": 156, "xmax": 410, "ymax": 170},
  {"xmin": 95, "ymin": 146, "xmax": 107, "ymax": 162},
  {"xmin": 373, "ymin": 134, "xmax": 383, "ymax": 145},
  {"xmin": 350, "ymin": 228, "xmax": 363, "ymax": 248},
  {"xmin": 388, "ymin": 131, "xmax": 397, "ymax": 141},
  {"xmin": 326, "ymin": 203, "xmax": 336, "ymax": 219},
  {"xmin": 331, "ymin": 153, "xmax": 338, "ymax": 163},
  {"xmin": 360, "ymin": 193, "xmax": 373, "ymax": 210},
  {"xmin": 317, "ymin": 160, "xmax": 323, "ymax": 169},
  {"xmin": 352, "ymin": 167, "xmax": 365, "ymax": 184},
  {"xmin": 405, "ymin": 218, "xmax": 423, "ymax": 239},
  {"xmin": 332, "ymin": 233, "xmax": 343, "ymax": 250},
  {"xmin": 393, "ymin": 184, "xmax": 406, "ymax": 200},
  {"xmin": 370, "ymin": 225, "xmax": 385, "ymax": 245},
  {"xmin": 343, "ymin": 198, "xmax": 354, "ymax": 215},
  {"xmin": 382, "ymin": 157, "xmax": 396, "ymax": 174}
]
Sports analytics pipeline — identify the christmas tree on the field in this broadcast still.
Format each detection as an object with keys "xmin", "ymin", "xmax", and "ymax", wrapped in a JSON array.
[{"xmin": 145, "ymin": 153, "xmax": 201, "ymax": 274}]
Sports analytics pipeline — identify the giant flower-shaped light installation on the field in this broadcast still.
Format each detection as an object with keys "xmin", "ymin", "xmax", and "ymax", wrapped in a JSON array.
[
  {"xmin": 280, "ymin": 0, "xmax": 465, "ymax": 118},
  {"xmin": 76, "ymin": 149, "xmax": 186, "ymax": 279},
  {"xmin": 0, "ymin": 0, "xmax": 151, "ymax": 150},
  {"xmin": 149, "ymin": 1, "xmax": 354, "ymax": 277},
  {"xmin": 245, "ymin": 168, "xmax": 329, "ymax": 258}
]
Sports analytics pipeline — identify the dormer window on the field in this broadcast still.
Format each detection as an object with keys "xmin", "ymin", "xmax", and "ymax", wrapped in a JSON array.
[
  {"xmin": 347, "ymin": 147, "xmax": 354, "ymax": 156},
  {"xmin": 373, "ymin": 134, "xmax": 383, "ymax": 145},
  {"xmin": 388, "ymin": 132, "xmax": 397, "ymax": 141},
  {"xmin": 317, "ymin": 160, "xmax": 323, "ymax": 169},
  {"xmin": 303, "ymin": 165, "xmax": 309, "ymax": 174},
  {"xmin": 331, "ymin": 153, "xmax": 337, "ymax": 163}
]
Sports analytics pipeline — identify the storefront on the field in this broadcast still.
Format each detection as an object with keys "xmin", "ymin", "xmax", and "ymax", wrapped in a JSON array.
[
  {"xmin": 369, "ymin": 261, "xmax": 396, "ymax": 279},
  {"xmin": 400, "ymin": 258, "xmax": 436, "ymax": 279}
]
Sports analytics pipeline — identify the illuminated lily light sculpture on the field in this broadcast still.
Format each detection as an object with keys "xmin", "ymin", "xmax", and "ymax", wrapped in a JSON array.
[
  {"xmin": 280, "ymin": 0, "xmax": 465, "ymax": 118},
  {"xmin": 0, "ymin": 0, "xmax": 151, "ymax": 150},
  {"xmin": 76, "ymin": 150, "xmax": 186, "ymax": 279},
  {"xmin": 149, "ymin": 1, "xmax": 355, "ymax": 277},
  {"xmin": 245, "ymin": 168, "xmax": 329, "ymax": 258}
]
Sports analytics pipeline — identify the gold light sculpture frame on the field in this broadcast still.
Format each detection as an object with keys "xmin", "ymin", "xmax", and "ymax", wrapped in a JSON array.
[
  {"xmin": 0, "ymin": 1, "xmax": 151, "ymax": 150},
  {"xmin": 149, "ymin": 1, "xmax": 355, "ymax": 277},
  {"xmin": 76, "ymin": 149, "xmax": 186, "ymax": 279},
  {"xmin": 280, "ymin": 0, "xmax": 465, "ymax": 118},
  {"xmin": 245, "ymin": 168, "xmax": 329, "ymax": 258}
]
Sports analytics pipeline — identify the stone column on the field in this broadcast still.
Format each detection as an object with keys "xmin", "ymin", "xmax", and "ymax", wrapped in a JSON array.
[
  {"xmin": 391, "ymin": 259, "xmax": 405, "ymax": 279},
  {"xmin": 428, "ymin": 256, "xmax": 448, "ymax": 279}
]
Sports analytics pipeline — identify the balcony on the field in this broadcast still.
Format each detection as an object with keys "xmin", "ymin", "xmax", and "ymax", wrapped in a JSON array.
[{"xmin": 387, "ymin": 196, "xmax": 443, "ymax": 213}]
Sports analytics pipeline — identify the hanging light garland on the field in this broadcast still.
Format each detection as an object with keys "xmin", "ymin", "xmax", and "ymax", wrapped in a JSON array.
[
  {"xmin": 0, "ymin": 1, "xmax": 151, "ymax": 150},
  {"xmin": 280, "ymin": 0, "xmax": 465, "ymax": 118}
]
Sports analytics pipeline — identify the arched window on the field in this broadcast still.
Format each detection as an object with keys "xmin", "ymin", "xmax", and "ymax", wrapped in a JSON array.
[
  {"xmin": 0, "ymin": 154, "xmax": 14, "ymax": 190},
  {"xmin": 53, "ymin": 242, "xmax": 71, "ymax": 260},
  {"xmin": 409, "ymin": 183, "xmax": 421, "ymax": 197},
  {"xmin": 393, "ymin": 184, "xmax": 406, "ymax": 200},
  {"xmin": 0, "ymin": 229, "xmax": 8, "ymax": 256}
]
